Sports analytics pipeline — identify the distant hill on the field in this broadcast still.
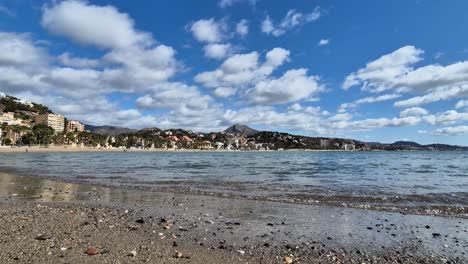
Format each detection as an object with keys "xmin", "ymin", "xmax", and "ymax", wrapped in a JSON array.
[
  {"xmin": 85, "ymin": 124, "xmax": 136, "ymax": 136},
  {"xmin": 391, "ymin": 141, "xmax": 422, "ymax": 147},
  {"xmin": 0, "ymin": 95, "xmax": 52, "ymax": 115},
  {"xmin": 224, "ymin": 124, "xmax": 260, "ymax": 136}
]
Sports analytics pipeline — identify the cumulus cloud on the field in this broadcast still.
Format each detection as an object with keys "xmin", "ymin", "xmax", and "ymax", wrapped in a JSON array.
[
  {"xmin": 246, "ymin": 69, "xmax": 321, "ymax": 104},
  {"xmin": 431, "ymin": 125, "xmax": 468, "ymax": 136},
  {"xmin": 399, "ymin": 107, "xmax": 429, "ymax": 117},
  {"xmin": 0, "ymin": 32, "xmax": 47, "ymax": 66},
  {"xmin": 58, "ymin": 52, "xmax": 100, "ymax": 68},
  {"xmin": 195, "ymin": 47, "xmax": 290, "ymax": 89},
  {"xmin": 136, "ymin": 82, "xmax": 212, "ymax": 112},
  {"xmin": 0, "ymin": 33, "xmax": 49, "ymax": 94},
  {"xmin": 236, "ymin": 19, "xmax": 249, "ymax": 37},
  {"xmin": 190, "ymin": 18, "xmax": 226, "ymax": 43},
  {"xmin": 213, "ymin": 87, "xmax": 236, "ymax": 98},
  {"xmin": 196, "ymin": 47, "xmax": 323, "ymax": 105},
  {"xmin": 455, "ymin": 100, "xmax": 468, "ymax": 109},
  {"xmin": 261, "ymin": 8, "xmax": 320, "ymax": 37},
  {"xmin": 342, "ymin": 45, "xmax": 424, "ymax": 91},
  {"xmin": 394, "ymin": 85, "xmax": 468, "ymax": 107},
  {"xmin": 203, "ymin": 43, "xmax": 233, "ymax": 59},
  {"xmin": 344, "ymin": 45, "xmax": 468, "ymax": 108},
  {"xmin": 42, "ymin": 0, "xmax": 152, "ymax": 49}
]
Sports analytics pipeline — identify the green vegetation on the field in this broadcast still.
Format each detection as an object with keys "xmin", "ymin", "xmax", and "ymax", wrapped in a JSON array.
[{"xmin": 0, "ymin": 96, "xmax": 52, "ymax": 114}]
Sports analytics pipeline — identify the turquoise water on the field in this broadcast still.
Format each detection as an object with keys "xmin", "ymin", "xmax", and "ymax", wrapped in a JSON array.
[{"xmin": 0, "ymin": 151, "xmax": 467, "ymax": 204}]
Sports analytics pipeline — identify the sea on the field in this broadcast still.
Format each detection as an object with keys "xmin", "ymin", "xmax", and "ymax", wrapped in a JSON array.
[{"xmin": 0, "ymin": 151, "xmax": 467, "ymax": 206}]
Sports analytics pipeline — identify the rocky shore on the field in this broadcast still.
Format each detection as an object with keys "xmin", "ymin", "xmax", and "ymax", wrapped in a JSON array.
[{"xmin": 0, "ymin": 173, "xmax": 467, "ymax": 263}]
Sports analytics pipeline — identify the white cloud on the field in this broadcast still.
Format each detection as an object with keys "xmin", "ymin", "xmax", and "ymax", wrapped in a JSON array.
[
  {"xmin": 0, "ymin": 32, "xmax": 47, "ymax": 66},
  {"xmin": 343, "ymin": 45, "xmax": 424, "ymax": 91},
  {"xmin": 219, "ymin": 0, "xmax": 257, "ymax": 8},
  {"xmin": 41, "ymin": 0, "xmax": 151, "ymax": 49},
  {"xmin": 345, "ymin": 45, "xmax": 468, "ymax": 108},
  {"xmin": 394, "ymin": 85, "xmax": 468, "ymax": 107},
  {"xmin": 58, "ymin": 52, "xmax": 100, "ymax": 68},
  {"xmin": 431, "ymin": 125, "xmax": 468, "ymax": 136},
  {"xmin": 214, "ymin": 87, "xmax": 236, "ymax": 98},
  {"xmin": 196, "ymin": 47, "xmax": 323, "ymax": 105},
  {"xmin": 246, "ymin": 69, "xmax": 322, "ymax": 104},
  {"xmin": 136, "ymin": 82, "xmax": 212, "ymax": 112},
  {"xmin": 318, "ymin": 39, "xmax": 329, "ymax": 46},
  {"xmin": 195, "ymin": 47, "xmax": 290, "ymax": 89},
  {"xmin": 261, "ymin": 8, "xmax": 320, "ymax": 37},
  {"xmin": 0, "ymin": 33, "xmax": 49, "ymax": 94},
  {"xmin": 339, "ymin": 93, "xmax": 401, "ymax": 111},
  {"xmin": 455, "ymin": 100, "xmax": 468, "ymax": 109},
  {"xmin": 203, "ymin": 43, "xmax": 232, "ymax": 59},
  {"xmin": 236, "ymin": 19, "xmax": 249, "ymax": 37},
  {"xmin": 399, "ymin": 107, "xmax": 429, "ymax": 117},
  {"xmin": 190, "ymin": 18, "xmax": 225, "ymax": 43}
]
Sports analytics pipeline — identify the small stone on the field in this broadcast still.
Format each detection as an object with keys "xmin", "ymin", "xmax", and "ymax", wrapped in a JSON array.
[
  {"xmin": 60, "ymin": 247, "xmax": 67, "ymax": 251},
  {"xmin": 237, "ymin": 250, "xmax": 245, "ymax": 255},
  {"xmin": 173, "ymin": 241, "xmax": 178, "ymax": 247},
  {"xmin": 425, "ymin": 225, "xmax": 431, "ymax": 229},
  {"xmin": 173, "ymin": 251, "xmax": 183, "ymax": 258},
  {"xmin": 367, "ymin": 227, "xmax": 373, "ymax": 230},
  {"xmin": 267, "ymin": 223, "xmax": 274, "ymax": 226},
  {"xmin": 432, "ymin": 233, "xmax": 441, "ymax": 238},
  {"xmin": 86, "ymin": 247, "xmax": 100, "ymax": 255},
  {"xmin": 284, "ymin": 256, "xmax": 294, "ymax": 263},
  {"xmin": 35, "ymin": 234, "xmax": 51, "ymax": 240},
  {"xmin": 286, "ymin": 244, "xmax": 298, "ymax": 250},
  {"xmin": 128, "ymin": 250, "xmax": 137, "ymax": 257},
  {"xmin": 136, "ymin": 218, "xmax": 145, "ymax": 224}
]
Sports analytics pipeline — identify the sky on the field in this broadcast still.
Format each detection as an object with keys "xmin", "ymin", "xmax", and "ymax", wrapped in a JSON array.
[{"xmin": 1, "ymin": 0, "xmax": 468, "ymax": 145}]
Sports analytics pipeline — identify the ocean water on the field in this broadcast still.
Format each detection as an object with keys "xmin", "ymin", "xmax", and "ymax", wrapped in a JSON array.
[{"xmin": 0, "ymin": 151, "xmax": 467, "ymax": 205}]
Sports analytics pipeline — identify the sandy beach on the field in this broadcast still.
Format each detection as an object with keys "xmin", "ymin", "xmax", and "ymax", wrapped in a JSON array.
[{"xmin": 0, "ymin": 172, "xmax": 466, "ymax": 263}]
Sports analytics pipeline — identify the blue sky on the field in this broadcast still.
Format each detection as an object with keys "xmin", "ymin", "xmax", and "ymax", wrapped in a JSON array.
[{"xmin": 1, "ymin": 0, "xmax": 468, "ymax": 145}]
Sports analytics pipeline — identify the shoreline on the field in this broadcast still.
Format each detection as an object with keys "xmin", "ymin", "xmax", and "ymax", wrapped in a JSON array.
[
  {"xmin": 0, "ymin": 172, "xmax": 467, "ymax": 263},
  {"xmin": 0, "ymin": 146, "xmax": 378, "ymax": 153}
]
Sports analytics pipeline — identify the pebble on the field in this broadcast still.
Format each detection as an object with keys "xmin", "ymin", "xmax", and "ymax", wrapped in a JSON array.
[
  {"xmin": 128, "ymin": 250, "xmax": 137, "ymax": 257},
  {"xmin": 173, "ymin": 251, "xmax": 183, "ymax": 258},
  {"xmin": 135, "ymin": 218, "xmax": 145, "ymax": 224},
  {"xmin": 35, "ymin": 234, "xmax": 51, "ymax": 240},
  {"xmin": 86, "ymin": 247, "xmax": 100, "ymax": 256},
  {"xmin": 284, "ymin": 256, "xmax": 293, "ymax": 263}
]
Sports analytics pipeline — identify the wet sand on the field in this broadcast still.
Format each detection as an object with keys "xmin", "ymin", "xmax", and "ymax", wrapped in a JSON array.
[{"xmin": 0, "ymin": 172, "xmax": 467, "ymax": 263}]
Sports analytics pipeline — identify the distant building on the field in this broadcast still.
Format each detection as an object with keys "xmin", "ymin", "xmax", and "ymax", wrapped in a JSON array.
[
  {"xmin": 35, "ymin": 114, "xmax": 65, "ymax": 133},
  {"xmin": 0, "ymin": 112, "xmax": 14, "ymax": 124},
  {"xmin": 342, "ymin": 143, "xmax": 356, "ymax": 151},
  {"xmin": 193, "ymin": 141, "xmax": 211, "ymax": 150},
  {"xmin": 0, "ymin": 112, "xmax": 27, "ymax": 126},
  {"xmin": 66, "ymin": 120, "xmax": 85, "ymax": 133}
]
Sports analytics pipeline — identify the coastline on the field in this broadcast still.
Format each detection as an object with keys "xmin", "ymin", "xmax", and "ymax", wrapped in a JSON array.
[
  {"xmin": 0, "ymin": 146, "xmax": 364, "ymax": 153},
  {"xmin": 0, "ymin": 171, "xmax": 466, "ymax": 263}
]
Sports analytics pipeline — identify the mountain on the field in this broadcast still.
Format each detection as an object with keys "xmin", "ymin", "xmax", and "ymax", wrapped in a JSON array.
[
  {"xmin": 224, "ymin": 124, "xmax": 260, "ymax": 136},
  {"xmin": 391, "ymin": 141, "xmax": 422, "ymax": 147},
  {"xmin": 84, "ymin": 124, "xmax": 136, "ymax": 136}
]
